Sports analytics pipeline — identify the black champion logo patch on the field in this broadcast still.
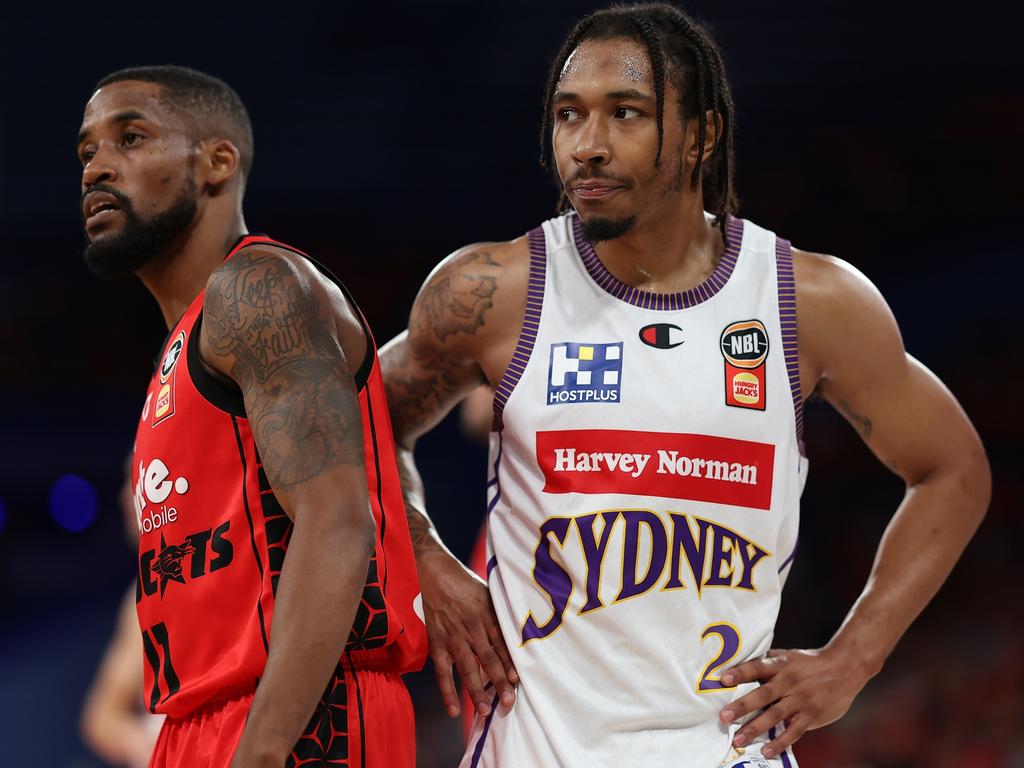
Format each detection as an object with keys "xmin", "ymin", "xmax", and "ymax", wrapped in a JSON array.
[{"xmin": 639, "ymin": 323, "xmax": 684, "ymax": 349}]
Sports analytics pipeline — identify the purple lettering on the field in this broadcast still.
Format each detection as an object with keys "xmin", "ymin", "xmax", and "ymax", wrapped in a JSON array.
[
  {"xmin": 616, "ymin": 511, "xmax": 667, "ymax": 602},
  {"xmin": 522, "ymin": 518, "xmax": 574, "ymax": 643}
]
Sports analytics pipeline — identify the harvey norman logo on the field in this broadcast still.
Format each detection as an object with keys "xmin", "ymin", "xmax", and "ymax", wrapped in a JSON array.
[
  {"xmin": 537, "ymin": 429, "xmax": 775, "ymax": 510},
  {"xmin": 547, "ymin": 342, "xmax": 623, "ymax": 405}
]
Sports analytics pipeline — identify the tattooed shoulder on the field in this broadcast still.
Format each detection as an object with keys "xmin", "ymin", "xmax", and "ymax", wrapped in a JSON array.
[
  {"xmin": 413, "ymin": 240, "xmax": 527, "ymax": 346},
  {"xmin": 203, "ymin": 249, "xmax": 321, "ymax": 383},
  {"xmin": 202, "ymin": 247, "xmax": 364, "ymax": 489}
]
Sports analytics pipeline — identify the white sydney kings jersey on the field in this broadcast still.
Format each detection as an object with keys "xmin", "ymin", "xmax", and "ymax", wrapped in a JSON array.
[{"xmin": 461, "ymin": 211, "xmax": 807, "ymax": 768}]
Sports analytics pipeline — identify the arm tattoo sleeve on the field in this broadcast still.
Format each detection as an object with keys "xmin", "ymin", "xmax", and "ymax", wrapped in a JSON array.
[
  {"xmin": 204, "ymin": 251, "xmax": 365, "ymax": 490},
  {"xmin": 383, "ymin": 250, "xmax": 497, "ymax": 441}
]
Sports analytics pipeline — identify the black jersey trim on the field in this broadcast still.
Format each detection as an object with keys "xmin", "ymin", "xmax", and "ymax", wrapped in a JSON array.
[
  {"xmin": 187, "ymin": 315, "xmax": 247, "ymax": 417},
  {"xmin": 232, "ymin": 416, "xmax": 270, "ymax": 655},
  {"xmin": 363, "ymin": 387, "xmax": 389, "ymax": 595},
  {"xmin": 347, "ymin": 652, "xmax": 367, "ymax": 768}
]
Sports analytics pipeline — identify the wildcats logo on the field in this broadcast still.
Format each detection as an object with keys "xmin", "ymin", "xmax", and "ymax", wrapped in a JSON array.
[
  {"xmin": 639, "ymin": 323, "xmax": 684, "ymax": 349},
  {"xmin": 720, "ymin": 320, "xmax": 768, "ymax": 411},
  {"xmin": 137, "ymin": 521, "xmax": 234, "ymax": 599},
  {"xmin": 547, "ymin": 342, "xmax": 623, "ymax": 405},
  {"xmin": 153, "ymin": 331, "xmax": 185, "ymax": 426}
]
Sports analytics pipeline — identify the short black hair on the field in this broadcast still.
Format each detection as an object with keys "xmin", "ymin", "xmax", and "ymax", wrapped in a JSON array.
[
  {"xmin": 95, "ymin": 65, "xmax": 254, "ymax": 179},
  {"xmin": 540, "ymin": 3, "xmax": 737, "ymax": 230}
]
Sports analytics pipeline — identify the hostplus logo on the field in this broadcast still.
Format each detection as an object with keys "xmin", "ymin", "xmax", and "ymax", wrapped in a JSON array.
[{"xmin": 547, "ymin": 342, "xmax": 623, "ymax": 405}]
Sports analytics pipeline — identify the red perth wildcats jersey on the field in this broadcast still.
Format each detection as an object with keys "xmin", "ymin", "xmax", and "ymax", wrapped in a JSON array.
[{"xmin": 131, "ymin": 235, "xmax": 426, "ymax": 718}]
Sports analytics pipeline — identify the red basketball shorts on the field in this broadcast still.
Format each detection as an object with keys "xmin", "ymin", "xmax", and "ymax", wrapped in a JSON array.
[{"xmin": 148, "ymin": 665, "xmax": 414, "ymax": 768}]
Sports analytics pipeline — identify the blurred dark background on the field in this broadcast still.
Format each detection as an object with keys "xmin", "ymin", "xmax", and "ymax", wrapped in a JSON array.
[{"xmin": 1, "ymin": 1, "xmax": 1021, "ymax": 766}]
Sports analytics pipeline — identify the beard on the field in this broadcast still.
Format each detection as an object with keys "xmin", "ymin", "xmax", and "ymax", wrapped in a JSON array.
[
  {"xmin": 580, "ymin": 214, "xmax": 637, "ymax": 245},
  {"xmin": 82, "ymin": 176, "xmax": 198, "ymax": 279}
]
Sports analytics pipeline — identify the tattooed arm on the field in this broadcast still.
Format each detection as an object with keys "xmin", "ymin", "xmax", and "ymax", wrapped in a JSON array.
[
  {"xmin": 720, "ymin": 250, "xmax": 990, "ymax": 759},
  {"xmin": 200, "ymin": 246, "xmax": 375, "ymax": 768},
  {"xmin": 380, "ymin": 239, "xmax": 529, "ymax": 719}
]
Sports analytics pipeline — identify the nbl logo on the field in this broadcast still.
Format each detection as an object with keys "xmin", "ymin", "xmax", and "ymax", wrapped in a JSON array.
[
  {"xmin": 720, "ymin": 320, "xmax": 768, "ymax": 411},
  {"xmin": 547, "ymin": 342, "xmax": 623, "ymax": 405}
]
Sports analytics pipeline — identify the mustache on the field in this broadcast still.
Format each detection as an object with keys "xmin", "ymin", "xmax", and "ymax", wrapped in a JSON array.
[
  {"xmin": 81, "ymin": 183, "xmax": 132, "ymax": 213},
  {"xmin": 566, "ymin": 167, "xmax": 628, "ymax": 186}
]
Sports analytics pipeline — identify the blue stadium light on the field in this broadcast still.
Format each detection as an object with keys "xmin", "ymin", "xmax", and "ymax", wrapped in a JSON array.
[
  {"xmin": 0, "ymin": 496, "xmax": 6, "ymax": 534},
  {"xmin": 50, "ymin": 474, "xmax": 99, "ymax": 533}
]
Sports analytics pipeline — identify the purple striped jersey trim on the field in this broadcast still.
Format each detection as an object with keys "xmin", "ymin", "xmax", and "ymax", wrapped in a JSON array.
[
  {"xmin": 571, "ymin": 213, "xmax": 744, "ymax": 310},
  {"xmin": 485, "ymin": 431, "xmax": 504, "ymax": 516},
  {"xmin": 774, "ymin": 235, "xmax": 804, "ymax": 454},
  {"xmin": 777, "ymin": 537, "xmax": 799, "ymax": 573},
  {"xmin": 469, "ymin": 692, "xmax": 501, "ymax": 768},
  {"xmin": 767, "ymin": 725, "xmax": 795, "ymax": 767},
  {"xmin": 492, "ymin": 225, "xmax": 547, "ymax": 430}
]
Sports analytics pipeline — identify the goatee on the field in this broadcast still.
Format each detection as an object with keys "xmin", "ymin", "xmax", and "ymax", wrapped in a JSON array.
[
  {"xmin": 579, "ymin": 214, "xmax": 637, "ymax": 245},
  {"xmin": 83, "ymin": 177, "xmax": 198, "ymax": 279}
]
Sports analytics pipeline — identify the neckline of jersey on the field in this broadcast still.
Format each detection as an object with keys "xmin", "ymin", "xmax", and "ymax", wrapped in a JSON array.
[{"xmin": 570, "ymin": 212, "xmax": 745, "ymax": 311}]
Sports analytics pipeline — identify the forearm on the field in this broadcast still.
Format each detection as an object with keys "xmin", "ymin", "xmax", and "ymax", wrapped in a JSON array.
[
  {"xmin": 396, "ymin": 443, "xmax": 454, "ymax": 561},
  {"xmin": 237, "ymin": 511, "xmax": 373, "ymax": 762},
  {"xmin": 81, "ymin": 696, "xmax": 144, "ymax": 764},
  {"xmin": 826, "ymin": 463, "xmax": 989, "ymax": 675}
]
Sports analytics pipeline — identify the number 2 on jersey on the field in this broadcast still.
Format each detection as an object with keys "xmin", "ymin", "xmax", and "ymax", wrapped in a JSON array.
[
  {"xmin": 697, "ymin": 622, "xmax": 741, "ymax": 692},
  {"xmin": 142, "ymin": 621, "xmax": 180, "ymax": 710}
]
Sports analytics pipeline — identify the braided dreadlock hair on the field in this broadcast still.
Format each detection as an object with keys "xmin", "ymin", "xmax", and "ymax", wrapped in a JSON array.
[{"xmin": 540, "ymin": 3, "xmax": 737, "ymax": 234}]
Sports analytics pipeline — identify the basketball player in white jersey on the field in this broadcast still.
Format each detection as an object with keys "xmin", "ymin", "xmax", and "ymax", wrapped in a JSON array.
[{"xmin": 380, "ymin": 4, "xmax": 990, "ymax": 765}]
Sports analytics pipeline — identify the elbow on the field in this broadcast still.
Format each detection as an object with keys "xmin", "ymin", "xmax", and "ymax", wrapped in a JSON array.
[
  {"xmin": 341, "ymin": 501, "xmax": 376, "ymax": 563},
  {"xmin": 964, "ymin": 427, "xmax": 992, "ymax": 521},
  {"xmin": 972, "ymin": 450, "xmax": 992, "ymax": 521},
  {"xmin": 948, "ymin": 436, "xmax": 991, "ymax": 528},
  {"xmin": 78, "ymin": 699, "xmax": 105, "ymax": 757}
]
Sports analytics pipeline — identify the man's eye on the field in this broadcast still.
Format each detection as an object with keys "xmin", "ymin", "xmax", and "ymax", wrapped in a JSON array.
[
  {"xmin": 123, "ymin": 131, "xmax": 142, "ymax": 146},
  {"xmin": 558, "ymin": 108, "xmax": 581, "ymax": 123},
  {"xmin": 615, "ymin": 107, "xmax": 641, "ymax": 119},
  {"xmin": 81, "ymin": 149, "xmax": 95, "ymax": 164}
]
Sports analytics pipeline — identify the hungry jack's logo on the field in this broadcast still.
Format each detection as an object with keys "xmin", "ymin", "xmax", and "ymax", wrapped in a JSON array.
[{"xmin": 720, "ymin": 320, "xmax": 768, "ymax": 411}]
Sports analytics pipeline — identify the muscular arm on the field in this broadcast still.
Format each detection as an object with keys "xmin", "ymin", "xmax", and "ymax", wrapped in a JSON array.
[
  {"xmin": 380, "ymin": 240, "xmax": 527, "ymax": 717},
  {"xmin": 200, "ymin": 247, "xmax": 375, "ymax": 767},
  {"xmin": 723, "ymin": 251, "xmax": 990, "ymax": 756},
  {"xmin": 801, "ymin": 252, "xmax": 990, "ymax": 673}
]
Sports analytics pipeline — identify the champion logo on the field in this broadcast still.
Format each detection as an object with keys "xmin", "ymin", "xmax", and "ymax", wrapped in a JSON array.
[{"xmin": 639, "ymin": 323, "xmax": 684, "ymax": 349}]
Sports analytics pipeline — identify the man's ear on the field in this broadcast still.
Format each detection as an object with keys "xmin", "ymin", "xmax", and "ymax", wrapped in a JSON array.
[{"xmin": 198, "ymin": 139, "xmax": 242, "ymax": 192}]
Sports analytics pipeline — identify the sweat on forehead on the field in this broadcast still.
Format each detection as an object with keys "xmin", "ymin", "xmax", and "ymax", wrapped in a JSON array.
[{"xmin": 558, "ymin": 38, "xmax": 655, "ymax": 85}]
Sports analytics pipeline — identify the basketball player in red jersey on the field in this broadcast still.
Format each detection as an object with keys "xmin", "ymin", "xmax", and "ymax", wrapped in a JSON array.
[
  {"xmin": 78, "ymin": 66, "xmax": 426, "ymax": 768},
  {"xmin": 379, "ymin": 4, "xmax": 990, "ymax": 763}
]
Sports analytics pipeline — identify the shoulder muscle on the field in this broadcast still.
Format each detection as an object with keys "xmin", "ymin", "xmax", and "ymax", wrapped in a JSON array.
[
  {"xmin": 408, "ymin": 236, "xmax": 530, "ymax": 364},
  {"xmin": 793, "ymin": 248, "xmax": 906, "ymax": 398}
]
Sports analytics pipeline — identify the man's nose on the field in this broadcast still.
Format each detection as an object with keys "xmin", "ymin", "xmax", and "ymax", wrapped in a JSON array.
[
  {"xmin": 571, "ymin": 118, "xmax": 611, "ymax": 166},
  {"xmin": 82, "ymin": 144, "xmax": 118, "ymax": 188}
]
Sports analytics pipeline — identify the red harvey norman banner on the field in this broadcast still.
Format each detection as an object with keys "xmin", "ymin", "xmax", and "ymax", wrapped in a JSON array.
[{"xmin": 537, "ymin": 429, "xmax": 775, "ymax": 510}]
